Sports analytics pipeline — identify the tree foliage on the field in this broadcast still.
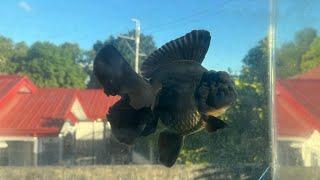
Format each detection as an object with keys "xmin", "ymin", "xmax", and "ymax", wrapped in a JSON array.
[
  {"xmin": 220, "ymin": 38, "xmax": 270, "ymax": 164},
  {"xmin": 301, "ymin": 37, "xmax": 320, "ymax": 72},
  {"xmin": 0, "ymin": 36, "xmax": 24, "ymax": 73},
  {"xmin": 0, "ymin": 36, "xmax": 87, "ymax": 88},
  {"xmin": 276, "ymin": 28, "xmax": 317, "ymax": 78}
]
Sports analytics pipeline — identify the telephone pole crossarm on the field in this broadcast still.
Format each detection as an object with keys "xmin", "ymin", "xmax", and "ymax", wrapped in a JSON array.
[
  {"xmin": 118, "ymin": 35, "xmax": 135, "ymax": 41},
  {"xmin": 117, "ymin": 18, "xmax": 142, "ymax": 73}
]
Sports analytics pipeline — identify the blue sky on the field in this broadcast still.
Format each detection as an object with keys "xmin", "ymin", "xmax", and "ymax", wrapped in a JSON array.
[{"xmin": 1, "ymin": 0, "xmax": 320, "ymax": 73}]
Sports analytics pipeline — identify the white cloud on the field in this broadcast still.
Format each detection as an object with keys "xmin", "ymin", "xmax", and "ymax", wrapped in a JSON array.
[{"xmin": 18, "ymin": 1, "xmax": 32, "ymax": 12}]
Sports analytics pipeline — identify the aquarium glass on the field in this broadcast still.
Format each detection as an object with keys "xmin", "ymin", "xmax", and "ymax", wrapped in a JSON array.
[
  {"xmin": 274, "ymin": 0, "xmax": 320, "ymax": 179},
  {"xmin": 0, "ymin": 0, "xmax": 288, "ymax": 179}
]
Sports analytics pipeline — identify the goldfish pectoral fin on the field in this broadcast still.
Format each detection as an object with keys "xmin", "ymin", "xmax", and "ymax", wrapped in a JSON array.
[
  {"xmin": 140, "ymin": 114, "xmax": 158, "ymax": 137},
  {"xmin": 204, "ymin": 116, "xmax": 228, "ymax": 133},
  {"xmin": 107, "ymin": 96, "xmax": 153, "ymax": 146},
  {"xmin": 158, "ymin": 130, "xmax": 184, "ymax": 167}
]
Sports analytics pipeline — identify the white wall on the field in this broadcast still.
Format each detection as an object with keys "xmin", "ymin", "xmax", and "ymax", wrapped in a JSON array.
[
  {"xmin": 71, "ymin": 99, "xmax": 87, "ymax": 121},
  {"xmin": 279, "ymin": 131, "xmax": 320, "ymax": 167},
  {"xmin": 75, "ymin": 121, "xmax": 110, "ymax": 140},
  {"xmin": 300, "ymin": 131, "xmax": 320, "ymax": 166}
]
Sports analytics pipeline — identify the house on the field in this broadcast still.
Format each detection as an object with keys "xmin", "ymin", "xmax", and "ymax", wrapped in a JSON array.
[
  {"xmin": 276, "ymin": 66, "xmax": 320, "ymax": 167},
  {"xmin": 0, "ymin": 75, "xmax": 119, "ymax": 166},
  {"xmin": 74, "ymin": 89, "xmax": 121, "ymax": 165}
]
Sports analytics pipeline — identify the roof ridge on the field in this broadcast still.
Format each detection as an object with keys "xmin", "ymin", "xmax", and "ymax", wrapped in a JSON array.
[
  {"xmin": 293, "ymin": 65, "xmax": 320, "ymax": 79},
  {"xmin": 61, "ymin": 89, "xmax": 79, "ymax": 119}
]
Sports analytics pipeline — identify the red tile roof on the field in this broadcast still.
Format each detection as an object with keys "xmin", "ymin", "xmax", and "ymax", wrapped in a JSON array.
[
  {"xmin": 0, "ymin": 75, "xmax": 37, "ymax": 108},
  {"xmin": 0, "ymin": 75, "xmax": 119, "ymax": 137},
  {"xmin": 276, "ymin": 81, "xmax": 320, "ymax": 138},
  {"xmin": 0, "ymin": 88, "xmax": 78, "ymax": 137},
  {"xmin": 276, "ymin": 66, "xmax": 320, "ymax": 138},
  {"xmin": 293, "ymin": 66, "xmax": 320, "ymax": 79},
  {"xmin": 77, "ymin": 89, "xmax": 120, "ymax": 120}
]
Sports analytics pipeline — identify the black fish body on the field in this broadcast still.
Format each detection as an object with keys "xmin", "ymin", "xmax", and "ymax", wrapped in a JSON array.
[
  {"xmin": 93, "ymin": 30, "xmax": 237, "ymax": 167},
  {"xmin": 154, "ymin": 65, "xmax": 205, "ymax": 136}
]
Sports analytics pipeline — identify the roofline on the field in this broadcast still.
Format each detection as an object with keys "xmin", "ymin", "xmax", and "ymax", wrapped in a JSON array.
[
  {"xmin": 76, "ymin": 89, "xmax": 108, "ymax": 121},
  {"xmin": 61, "ymin": 89, "xmax": 79, "ymax": 120},
  {"xmin": 0, "ymin": 76, "xmax": 111, "ymax": 136},
  {"xmin": 21, "ymin": 76, "xmax": 37, "ymax": 90},
  {"xmin": 277, "ymin": 136, "xmax": 307, "ymax": 142},
  {"xmin": 276, "ymin": 82, "xmax": 320, "ymax": 129},
  {"xmin": 0, "ymin": 129, "xmax": 60, "ymax": 137},
  {"xmin": 0, "ymin": 136, "xmax": 36, "ymax": 141},
  {"xmin": 0, "ymin": 75, "xmax": 37, "ymax": 107}
]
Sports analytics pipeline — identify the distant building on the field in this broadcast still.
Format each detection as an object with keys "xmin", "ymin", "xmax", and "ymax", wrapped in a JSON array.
[
  {"xmin": 0, "ymin": 75, "xmax": 120, "ymax": 166},
  {"xmin": 276, "ymin": 66, "xmax": 320, "ymax": 167}
]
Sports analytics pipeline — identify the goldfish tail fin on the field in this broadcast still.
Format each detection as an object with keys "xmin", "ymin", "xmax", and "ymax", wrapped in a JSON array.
[{"xmin": 158, "ymin": 130, "xmax": 184, "ymax": 167}]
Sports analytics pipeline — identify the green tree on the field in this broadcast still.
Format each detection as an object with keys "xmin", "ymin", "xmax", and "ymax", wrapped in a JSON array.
[
  {"xmin": 218, "ymin": 38, "xmax": 270, "ymax": 165},
  {"xmin": 295, "ymin": 28, "xmax": 317, "ymax": 55},
  {"xmin": 276, "ymin": 28, "xmax": 317, "ymax": 78},
  {"xmin": 0, "ymin": 36, "xmax": 16, "ymax": 73},
  {"xmin": 12, "ymin": 42, "xmax": 28, "ymax": 62},
  {"xmin": 18, "ymin": 41, "xmax": 87, "ymax": 88},
  {"xmin": 276, "ymin": 42, "xmax": 300, "ymax": 77},
  {"xmin": 87, "ymin": 30, "xmax": 157, "ymax": 88},
  {"xmin": 0, "ymin": 35, "xmax": 88, "ymax": 88},
  {"xmin": 0, "ymin": 36, "xmax": 14, "ymax": 59},
  {"xmin": 198, "ymin": 39, "xmax": 271, "ymax": 179},
  {"xmin": 301, "ymin": 37, "xmax": 320, "ymax": 72},
  {"xmin": 60, "ymin": 43, "xmax": 83, "ymax": 63}
]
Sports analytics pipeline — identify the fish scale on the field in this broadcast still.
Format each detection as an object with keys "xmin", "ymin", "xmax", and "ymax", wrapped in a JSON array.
[
  {"xmin": 158, "ymin": 108, "xmax": 204, "ymax": 135},
  {"xmin": 154, "ymin": 74, "xmax": 204, "ymax": 136}
]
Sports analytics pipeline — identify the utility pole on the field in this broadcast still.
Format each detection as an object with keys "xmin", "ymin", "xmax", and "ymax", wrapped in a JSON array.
[
  {"xmin": 132, "ymin": 18, "xmax": 140, "ymax": 73},
  {"xmin": 118, "ymin": 18, "xmax": 144, "ymax": 74}
]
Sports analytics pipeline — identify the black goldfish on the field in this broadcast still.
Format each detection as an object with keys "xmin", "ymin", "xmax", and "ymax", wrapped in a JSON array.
[{"xmin": 94, "ymin": 30, "xmax": 237, "ymax": 167}]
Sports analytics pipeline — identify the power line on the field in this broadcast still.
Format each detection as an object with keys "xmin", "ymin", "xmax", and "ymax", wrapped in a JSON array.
[
  {"xmin": 118, "ymin": 18, "xmax": 143, "ymax": 73},
  {"xmin": 132, "ymin": 18, "xmax": 141, "ymax": 74}
]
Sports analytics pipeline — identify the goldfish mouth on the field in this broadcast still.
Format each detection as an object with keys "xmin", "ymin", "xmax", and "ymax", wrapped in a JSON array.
[{"xmin": 205, "ymin": 106, "xmax": 229, "ymax": 117}]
